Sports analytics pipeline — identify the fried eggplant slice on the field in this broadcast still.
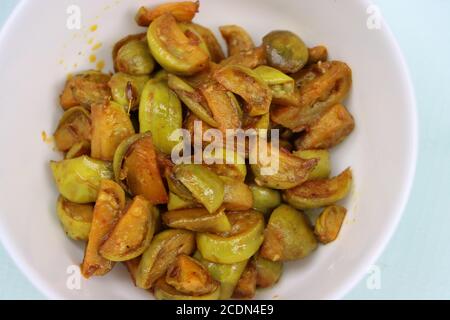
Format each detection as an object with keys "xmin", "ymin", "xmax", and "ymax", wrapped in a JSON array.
[
  {"xmin": 113, "ymin": 133, "xmax": 168, "ymax": 205},
  {"xmin": 197, "ymin": 211, "xmax": 264, "ymax": 264},
  {"xmin": 220, "ymin": 25, "xmax": 255, "ymax": 56},
  {"xmin": 283, "ymin": 168, "xmax": 353, "ymax": 209},
  {"xmin": 50, "ymin": 156, "xmax": 113, "ymax": 204},
  {"xmin": 99, "ymin": 196, "xmax": 156, "ymax": 261},
  {"xmin": 271, "ymin": 61, "xmax": 352, "ymax": 132},
  {"xmin": 166, "ymin": 254, "xmax": 219, "ymax": 295},
  {"xmin": 136, "ymin": 229, "xmax": 196, "ymax": 289},
  {"xmin": 60, "ymin": 71, "xmax": 111, "ymax": 110},
  {"xmin": 162, "ymin": 207, "xmax": 231, "ymax": 234},
  {"xmin": 81, "ymin": 180, "xmax": 126, "ymax": 278},
  {"xmin": 54, "ymin": 107, "xmax": 91, "ymax": 152},
  {"xmin": 56, "ymin": 196, "xmax": 93, "ymax": 241},
  {"xmin": 294, "ymin": 104, "xmax": 355, "ymax": 150},
  {"xmin": 91, "ymin": 100, "xmax": 135, "ymax": 161},
  {"xmin": 135, "ymin": 1, "xmax": 200, "ymax": 26},
  {"xmin": 174, "ymin": 164, "xmax": 224, "ymax": 213},
  {"xmin": 139, "ymin": 79, "xmax": 183, "ymax": 154},
  {"xmin": 147, "ymin": 13, "xmax": 209, "ymax": 75},
  {"xmin": 154, "ymin": 277, "xmax": 221, "ymax": 300},
  {"xmin": 214, "ymin": 65, "xmax": 272, "ymax": 117},
  {"xmin": 260, "ymin": 204, "xmax": 317, "ymax": 261},
  {"xmin": 293, "ymin": 149, "xmax": 331, "ymax": 180},
  {"xmin": 194, "ymin": 251, "xmax": 247, "ymax": 299},
  {"xmin": 314, "ymin": 205, "xmax": 347, "ymax": 244},
  {"xmin": 250, "ymin": 141, "xmax": 318, "ymax": 189}
]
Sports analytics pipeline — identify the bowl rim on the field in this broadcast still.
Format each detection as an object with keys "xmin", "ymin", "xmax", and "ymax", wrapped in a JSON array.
[{"xmin": 0, "ymin": 0, "xmax": 418, "ymax": 300}]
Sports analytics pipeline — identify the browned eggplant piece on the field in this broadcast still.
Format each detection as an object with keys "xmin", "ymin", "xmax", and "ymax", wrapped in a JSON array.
[
  {"xmin": 166, "ymin": 254, "xmax": 219, "ymax": 296},
  {"xmin": 294, "ymin": 104, "xmax": 355, "ymax": 150},
  {"xmin": 219, "ymin": 25, "xmax": 255, "ymax": 56},
  {"xmin": 271, "ymin": 61, "xmax": 352, "ymax": 132},
  {"xmin": 81, "ymin": 180, "xmax": 126, "ymax": 278},
  {"xmin": 283, "ymin": 168, "xmax": 353, "ymax": 209}
]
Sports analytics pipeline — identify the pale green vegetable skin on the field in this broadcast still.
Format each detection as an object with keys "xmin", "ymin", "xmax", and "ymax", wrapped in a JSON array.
[
  {"xmin": 174, "ymin": 164, "xmax": 224, "ymax": 214},
  {"xmin": 293, "ymin": 149, "xmax": 331, "ymax": 180},
  {"xmin": 194, "ymin": 251, "xmax": 247, "ymax": 300},
  {"xmin": 139, "ymin": 80, "xmax": 182, "ymax": 154},
  {"xmin": 249, "ymin": 185, "xmax": 281, "ymax": 214},
  {"xmin": 196, "ymin": 212, "xmax": 265, "ymax": 264},
  {"xmin": 167, "ymin": 192, "xmax": 197, "ymax": 211},
  {"xmin": 116, "ymin": 40, "xmax": 155, "ymax": 75},
  {"xmin": 109, "ymin": 73, "xmax": 149, "ymax": 107},
  {"xmin": 253, "ymin": 65, "xmax": 294, "ymax": 85},
  {"xmin": 50, "ymin": 156, "xmax": 113, "ymax": 203}
]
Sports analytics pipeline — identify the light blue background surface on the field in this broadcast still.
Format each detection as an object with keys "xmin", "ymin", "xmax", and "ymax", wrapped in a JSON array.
[{"xmin": 0, "ymin": 0, "xmax": 449, "ymax": 300}]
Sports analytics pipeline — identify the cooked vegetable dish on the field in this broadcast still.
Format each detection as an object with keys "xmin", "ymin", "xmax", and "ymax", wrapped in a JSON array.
[{"xmin": 50, "ymin": 1, "xmax": 354, "ymax": 300}]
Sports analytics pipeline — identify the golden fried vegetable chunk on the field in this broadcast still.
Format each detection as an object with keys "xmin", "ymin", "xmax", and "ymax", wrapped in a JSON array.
[
  {"xmin": 253, "ymin": 65, "xmax": 298, "ymax": 106},
  {"xmin": 115, "ymin": 39, "xmax": 155, "ymax": 75},
  {"xmin": 114, "ymin": 133, "xmax": 168, "ymax": 205},
  {"xmin": 271, "ymin": 61, "xmax": 352, "ymax": 132},
  {"xmin": 254, "ymin": 254, "xmax": 283, "ymax": 288},
  {"xmin": 166, "ymin": 254, "xmax": 219, "ymax": 295},
  {"xmin": 203, "ymin": 148, "xmax": 247, "ymax": 182},
  {"xmin": 91, "ymin": 101, "xmax": 135, "ymax": 161},
  {"xmin": 283, "ymin": 168, "xmax": 353, "ymax": 210},
  {"xmin": 200, "ymin": 82, "xmax": 241, "ymax": 133},
  {"xmin": 147, "ymin": 13, "xmax": 209, "ymax": 75},
  {"xmin": 293, "ymin": 149, "xmax": 331, "ymax": 180},
  {"xmin": 99, "ymin": 196, "xmax": 156, "ymax": 261},
  {"xmin": 108, "ymin": 73, "xmax": 149, "ymax": 110},
  {"xmin": 232, "ymin": 259, "xmax": 257, "ymax": 299},
  {"xmin": 136, "ymin": 229, "xmax": 196, "ymax": 289},
  {"xmin": 260, "ymin": 204, "xmax": 317, "ymax": 261},
  {"xmin": 60, "ymin": 71, "xmax": 111, "ymax": 110},
  {"xmin": 214, "ymin": 65, "xmax": 272, "ymax": 117},
  {"xmin": 174, "ymin": 164, "xmax": 224, "ymax": 213},
  {"xmin": 194, "ymin": 251, "xmax": 247, "ymax": 299},
  {"xmin": 263, "ymin": 30, "xmax": 309, "ymax": 73},
  {"xmin": 308, "ymin": 45, "xmax": 328, "ymax": 65},
  {"xmin": 81, "ymin": 180, "xmax": 125, "ymax": 278},
  {"xmin": 162, "ymin": 207, "xmax": 231, "ymax": 234},
  {"xmin": 135, "ymin": 1, "xmax": 199, "ymax": 26},
  {"xmin": 220, "ymin": 46, "xmax": 266, "ymax": 69},
  {"xmin": 112, "ymin": 33, "xmax": 147, "ymax": 72},
  {"xmin": 56, "ymin": 196, "xmax": 93, "ymax": 241},
  {"xmin": 314, "ymin": 205, "xmax": 347, "ymax": 244},
  {"xmin": 154, "ymin": 277, "xmax": 221, "ymax": 300},
  {"xmin": 219, "ymin": 25, "xmax": 255, "ymax": 56},
  {"xmin": 54, "ymin": 107, "xmax": 91, "ymax": 152},
  {"xmin": 168, "ymin": 74, "xmax": 218, "ymax": 127},
  {"xmin": 197, "ymin": 211, "xmax": 264, "ymax": 264},
  {"xmin": 191, "ymin": 23, "xmax": 225, "ymax": 63},
  {"xmin": 250, "ymin": 141, "xmax": 318, "ymax": 189},
  {"xmin": 50, "ymin": 156, "xmax": 113, "ymax": 204},
  {"xmin": 295, "ymin": 104, "xmax": 355, "ymax": 150},
  {"xmin": 220, "ymin": 176, "xmax": 254, "ymax": 211}
]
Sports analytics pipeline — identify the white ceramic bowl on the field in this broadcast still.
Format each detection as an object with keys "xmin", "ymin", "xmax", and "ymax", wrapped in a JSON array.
[{"xmin": 0, "ymin": 0, "xmax": 417, "ymax": 299}]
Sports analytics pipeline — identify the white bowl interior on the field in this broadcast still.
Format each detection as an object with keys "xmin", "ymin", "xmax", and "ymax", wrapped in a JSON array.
[{"xmin": 0, "ymin": 0, "xmax": 416, "ymax": 299}]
